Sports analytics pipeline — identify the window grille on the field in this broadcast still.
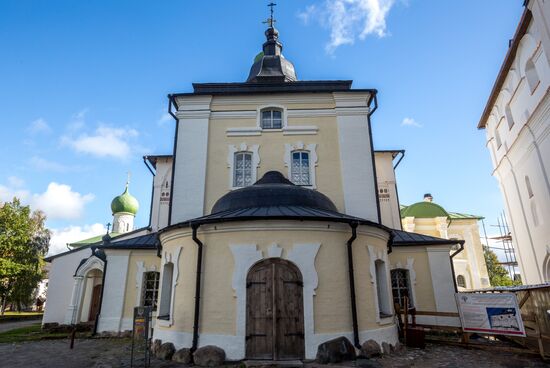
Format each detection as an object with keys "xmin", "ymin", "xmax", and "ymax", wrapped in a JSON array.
[
  {"xmin": 234, "ymin": 152, "xmax": 253, "ymax": 187},
  {"xmin": 261, "ymin": 109, "xmax": 282, "ymax": 129},
  {"xmin": 291, "ymin": 151, "xmax": 310, "ymax": 186},
  {"xmin": 391, "ymin": 269, "xmax": 412, "ymax": 309},
  {"xmin": 142, "ymin": 271, "xmax": 160, "ymax": 310}
]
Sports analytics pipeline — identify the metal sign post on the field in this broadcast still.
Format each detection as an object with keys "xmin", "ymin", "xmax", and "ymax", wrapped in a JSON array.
[{"xmin": 131, "ymin": 306, "xmax": 152, "ymax": 368}]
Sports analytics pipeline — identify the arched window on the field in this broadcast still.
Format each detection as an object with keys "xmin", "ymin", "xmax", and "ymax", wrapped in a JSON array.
[
  {"xmin": 391, "ymin": 268, "xmax": 413, "ymax": 309},
  {"xmin": 375, "ymin": 260, "xmax": 391, "ymax": 317},
  {"xmin": 525, "ymin": 175, "xmax": 534, "ymax": 198},
  {"xmin": 526, "ymin": 58, "xmax": 539, "ymax": 93},
  {"xmin": 457, "ymin": 275, "xmax": 466, "ymax": 288},
  {"xmin": 142, "ymin": 271, "xmax": 160, "ymax": 310},
  {"xmin": 505, "ymin": 104, "xmax": 514, "ymax": 129},
  {"xmin": 291, "ymin": 151, "xmax": 310, "ymax": 186},
  {"xmin": 234, "ymin": 152, "xmax": 253, "ymax": 187},
  {"xmin": 261, "ymin": 108, "xmax": 283, "ymax": 129},
  {"xmin": 159, "ymin": 262, "xmax": 174, "ymax": 318},
  {"xmin": 531, "ymin": 202, "xmax": 540, "ymax": 227},
  {"xmin": 494, "ymin": 127, "xmax": 502, "ymax": 149}
]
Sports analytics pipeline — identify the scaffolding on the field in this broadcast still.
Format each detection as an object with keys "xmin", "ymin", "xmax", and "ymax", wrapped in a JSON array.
[{"xmin": 481, "ymin": 211, "xmax": 520, "ymax": 282}]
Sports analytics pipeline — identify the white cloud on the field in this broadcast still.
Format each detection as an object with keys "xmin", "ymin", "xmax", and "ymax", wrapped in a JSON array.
[
  {"xmin": 32, "ymin": 182, "xmax": 94, "ymax": 220},
  {"xmin": 48, "ymin": 223, "xmax": 107, "ymax": 256},
  {"xmin": 0, "ymin": 185, "xmax": 30, "ymax": 203},
  {"xmin": 67, "ymin": 108, "xmax": 89, "ymax": 131},
  {"xmin": 0, "ymin": 181, "xmax": 94, "ymax": 220},
  {"xmin": 8, "ymin": 176, "xmax": 25, "ymax": 188},
  {"xmin": 298, "ymin": 0, "xmax": 396, "ymax": 53},
  {"xmin": 157, "ymin": 112, "xmax": 172, "ymax": 126},
  {"xmin": 30, "ymin": 157, "xmax": 71, "ymax": 172},
  {"xmin": 28, "ymin": 118, "xmax": 52, "ymax": 135},
  {"xmin": 401, "ymin": 117, "xmax": 423, "ymax": 128},
  {"xmin": 62, "ymin": 125, "xmax": 139, "ymax": 160}
]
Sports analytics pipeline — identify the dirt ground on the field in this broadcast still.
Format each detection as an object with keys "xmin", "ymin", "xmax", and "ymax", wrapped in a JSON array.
[{"xmin": 0, "ymin": 338, "xmax": 548, "ymax": 368}]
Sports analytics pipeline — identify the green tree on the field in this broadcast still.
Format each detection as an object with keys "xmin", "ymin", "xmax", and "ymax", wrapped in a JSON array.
[
  {"xmin": 483, "ymin": 245, "xmax": 520, "ymax": 287},
  {"xmin": 0, "ymin": 198, "xmax": 50, "ymax": 314}
]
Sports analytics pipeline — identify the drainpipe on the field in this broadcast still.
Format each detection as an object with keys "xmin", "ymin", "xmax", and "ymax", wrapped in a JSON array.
[
  {"xmin": 93, "ymin": 255, "xmax": 108, "ymax": 335},
  {"xmin": 167, "ymin": 95, "xmax": 179, "ymax": 226},
  {"xmin": 367, "ymin": 92, "xmax": 382, "ymax": 224},
  {"xmin": 346, "ymin": 222, "xmax": 361, "ymax": 348},
  {"xmin": 450, "ymin": 241, "xmax": 465, "ymax": 293},
  {"xmin": 191, "ymin": 224, "xmax": 204, "ymax": 352}
]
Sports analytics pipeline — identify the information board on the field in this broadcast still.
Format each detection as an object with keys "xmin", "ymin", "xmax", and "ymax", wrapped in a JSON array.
[
  {"xmin": 455, "ymin": 293, "xmax": 525, "ymax": 336},
  {"xmin": 131, "ymin": 306, "xmax": 152, "ymax": 368}
]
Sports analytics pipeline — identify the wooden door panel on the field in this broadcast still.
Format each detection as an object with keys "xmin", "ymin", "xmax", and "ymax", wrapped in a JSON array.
[
  {"xmin": 246, "ymin": 259, "xmax": 304, "ymax": 361},
  {"xmin": 275, "ymin": 263, "xmax": 304, "ymax": 360},
  {"xmin": 88, "ymin": 284, "xmax": 102, "ymax": 322},
  {"xmin": 246, "ymin": 263, "xmax": 273, "ymax": 359}
]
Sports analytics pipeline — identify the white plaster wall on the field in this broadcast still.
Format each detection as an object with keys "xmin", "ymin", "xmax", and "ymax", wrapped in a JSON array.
[
  {"xmin": 374, "ymin": 152, "xmax": 402, "ymax": 229},
  {"xmin": 333, "ymin": 92, "xmax": 378, "ymax": 222},
  {"xmin": 43, "ymin": 247, "xmax": 93, "ymax": 324},
  {"xmin": 97, "ymin": 250, "xmax": 131, "ymax": 332},
  {"xmin": 482, "ymin": 14, "xmax": 550, "ymax": 284},
  {"xmin": 150, "ymin": 157, "xmax": 173, "ymax": 231},
  {"xmin": 426, "ymin": 247, "xmax": 458, "ymax": 317},
  {"xmin": 170, "ymin": 96, "xmax": 212, "ymax": 224}
]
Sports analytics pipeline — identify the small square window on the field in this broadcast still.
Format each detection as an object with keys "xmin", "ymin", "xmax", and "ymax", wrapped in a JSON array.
[{"xmin": 261, "ymin": 109, "xmax": 283, "ymax": 129}]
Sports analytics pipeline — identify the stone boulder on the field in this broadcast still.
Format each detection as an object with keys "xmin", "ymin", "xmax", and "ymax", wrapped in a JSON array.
[
  {"xmin": 381, "ymin": 342, "xmax": 391, "ymax": 355},
  {"xmin": 157, "ymin": 342, "xmax": 176, "ymax": 360},
  {"xmin": 172, "ymin": 348, "xmax": 192, "ymax": 364},
  {"xmin": 316, "ymin": 336, "xmax": 356, "ymax": 364},
  {"xmin": 360, "ymin": 339, "xmax": 381, "ymax": 358},
  {"xmin": 151, "ymin": 339, "xmax": 162, "ymax": 356},
  {"xmin": 193, "ymin": 345, "xmax": 226, "ymax": 367}
]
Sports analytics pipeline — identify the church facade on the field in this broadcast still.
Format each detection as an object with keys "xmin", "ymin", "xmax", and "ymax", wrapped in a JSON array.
[
  {"xmin": 44, "ymin": 21, "xmax": 463, "ymax": 361},
  {"xmin": 478, "ymin": 0, "xmax": 550, "ymax": 285}
]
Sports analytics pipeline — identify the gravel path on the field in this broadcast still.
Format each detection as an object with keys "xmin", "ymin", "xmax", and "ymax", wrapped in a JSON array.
[{"xmin": 0, "ymin": 338, "xmax": 548, "ymax": 368}]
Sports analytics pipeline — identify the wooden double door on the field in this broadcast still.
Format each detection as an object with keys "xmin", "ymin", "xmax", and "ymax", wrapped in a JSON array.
[{"xmin": 246, "ymin": 258, "xmax": 305, "ymax": 360}]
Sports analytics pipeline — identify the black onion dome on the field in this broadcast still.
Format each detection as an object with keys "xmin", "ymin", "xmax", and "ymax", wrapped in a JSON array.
[
  {"xmin": 211, "ymin": 171, "xmax": 337, "ymax": 214},
  {"xmin": 246, "ymin": 27, "xmax": 297, "ymax": 83}
]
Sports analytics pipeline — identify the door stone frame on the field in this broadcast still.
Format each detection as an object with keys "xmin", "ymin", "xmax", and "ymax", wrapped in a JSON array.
[{"xmin": 230, "ymin": 243, "xmax": 320, "ymax": 360}]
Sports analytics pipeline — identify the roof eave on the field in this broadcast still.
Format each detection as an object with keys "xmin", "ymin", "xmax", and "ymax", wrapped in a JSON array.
[{"xmin": 478, "ymin": 8, "xmax": 532, "ymax": 129}]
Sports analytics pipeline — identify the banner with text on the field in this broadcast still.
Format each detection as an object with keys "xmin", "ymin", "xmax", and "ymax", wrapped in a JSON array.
[{"xmin": 455, "ymin": 293, "xmax": 525, "ymax": 336}]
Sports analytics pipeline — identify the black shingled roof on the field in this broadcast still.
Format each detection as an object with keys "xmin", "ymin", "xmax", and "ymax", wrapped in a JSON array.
[{"xmin": 391, "ymin": 229, "xmax": 464, "ymax": 246}]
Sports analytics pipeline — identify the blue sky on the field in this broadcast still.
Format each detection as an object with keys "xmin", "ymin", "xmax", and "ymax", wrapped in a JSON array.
[{"xmin": 0, "ymin": 0, "xmax": 521, "ymax": 254}]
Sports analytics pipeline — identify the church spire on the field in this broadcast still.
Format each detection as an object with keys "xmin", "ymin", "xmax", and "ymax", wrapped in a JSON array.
[{"xmin": 246, "ymin": 2, "xmax": 297, "ymax": 83}]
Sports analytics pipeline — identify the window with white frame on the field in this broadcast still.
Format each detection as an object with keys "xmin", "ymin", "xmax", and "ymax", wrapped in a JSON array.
[
  {"xmin": 391, "ymin": 268, "xmax": 413, "ymax": 309},
  {"xmin": 456, "ymin": 275, "xmax": 467, "ymax": 288},
  {"xmin": 159, "ymin": 262, "xmax": 173, "ymax": 319},
  {"xmin": 526, "ymin": 58, "xmax": 540, "ymax": 93},
  {"xmin": 234, "ymin": 152, "xmax": 253, "ymax": 187},
  {"xmin": 142, "ymin": 271, "xmax": 160, "ymax": 310},
  {"xmin": 494, "ymin": 126, "xmax": 502, "ymax": 149},
  {"xmin": 375, "ymin": 260, "xmax": 391, "ymax": 317},
  {"xmin": 291, "ymin": 151, "xmax": 310, "ymax": 186},
  {"xmin": 261, "ymin": 108, "xmax": 283, "ymax": 129}
]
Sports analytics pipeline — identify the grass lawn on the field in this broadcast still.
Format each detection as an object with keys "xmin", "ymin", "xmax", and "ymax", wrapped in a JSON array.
[
  {"xmin": 0, "ymin": 323, "xmax": 69, "ymax": 344},
  {"xmin": 2, "ymin": 311, "xmax": 43, "ymax": 316}
]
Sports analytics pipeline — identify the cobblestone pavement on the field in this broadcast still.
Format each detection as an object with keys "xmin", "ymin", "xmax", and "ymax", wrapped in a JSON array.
[{"xmin": 0, "ymin": 338, "xmax": 548, "ymax": 368}]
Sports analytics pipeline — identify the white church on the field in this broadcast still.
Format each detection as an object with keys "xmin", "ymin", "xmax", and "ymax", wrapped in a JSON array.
[{"xmin": 43, "ymin": 16, "xmax": 465, "ymax": 361}]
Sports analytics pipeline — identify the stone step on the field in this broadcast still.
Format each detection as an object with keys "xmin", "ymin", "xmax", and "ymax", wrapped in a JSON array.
[{"xmin": 243, "ymin": 360, "xmax": 304, "ymax": 368}]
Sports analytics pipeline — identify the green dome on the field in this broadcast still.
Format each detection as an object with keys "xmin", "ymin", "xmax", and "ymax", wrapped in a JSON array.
[
  {"xmin": 111, "ymin": 185, "xmax": 139, "ymax": 215},
  {"xmin": 254, "ymin": 51, "xmax": 264, "ymax": 63},
  {"xmin": 401, "ymin": 201, "xmax": 449, "ymax": 219}
]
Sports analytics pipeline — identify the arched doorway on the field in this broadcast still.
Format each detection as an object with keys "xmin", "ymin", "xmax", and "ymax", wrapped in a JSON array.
[{"xmin": 245, "ymin": 258, "xmax": 304, "ymax": 360}]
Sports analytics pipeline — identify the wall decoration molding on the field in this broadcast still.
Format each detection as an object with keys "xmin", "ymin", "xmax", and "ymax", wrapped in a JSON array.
[
  {"xmin": 227, "ymin": 143, "xmax": 260, "ymax": 189},
  {"xmin": 284, "ymin": 141, "xmax": 318, "ymax": 188}
]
